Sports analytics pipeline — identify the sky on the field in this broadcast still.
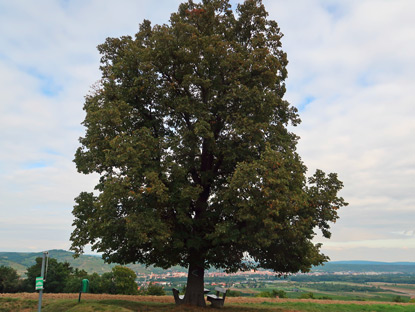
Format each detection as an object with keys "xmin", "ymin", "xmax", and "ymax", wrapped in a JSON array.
[{"xmin": 0, "ymin": 0, "xmax": 414, "ymax": 263}]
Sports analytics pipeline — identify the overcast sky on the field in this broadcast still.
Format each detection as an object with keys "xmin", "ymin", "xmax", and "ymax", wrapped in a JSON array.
[{"xmin": 0, "ymin": 0, "xmax": 414, "ymax": 262}]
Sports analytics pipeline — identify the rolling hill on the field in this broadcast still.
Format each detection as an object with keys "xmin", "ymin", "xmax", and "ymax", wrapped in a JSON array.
[
  {"xmin": 2, "ymin": 249, "xmax": 415, "ymax": 276},
  {"xmin": 0, "ymin": 249, "xmax": 115, "ymax": 276},
  {"xmin": 0, "ymin": 249, "xmax": 185, "ymax": 276}
]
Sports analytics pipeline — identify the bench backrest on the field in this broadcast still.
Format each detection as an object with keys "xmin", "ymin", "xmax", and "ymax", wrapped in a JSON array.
[
  {"xmin": 214, "ymin": 287, "xmax": 226, "ymax": 294},
  {"xmin": 214, "ymin": 287, "xmax": 227, "ymax": 299}
]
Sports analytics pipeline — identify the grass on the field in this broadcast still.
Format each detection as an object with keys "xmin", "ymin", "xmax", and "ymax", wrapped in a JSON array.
[
  {"xmin": 2, "ymin": 295, "xmax": 415, "ymax": 312},
  {"xmin": 248, "ymin": 282, "xmax": 412, "ymax": 302},
  {"xmin": 0, "ymin": 297, "xmax": 37, "ymax": 312},
  {"xmin": 40, "ymin": 300, "xmax": 285, "ymax": 311},
  {"xmin": 42, "ymin": 300, "xmax": 415, "ymax": 312}
]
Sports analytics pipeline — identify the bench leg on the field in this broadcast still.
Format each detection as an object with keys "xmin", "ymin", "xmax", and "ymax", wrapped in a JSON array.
[{"xmin": 208, "ymin": 299, "xmax": 224, "ymax": 308}]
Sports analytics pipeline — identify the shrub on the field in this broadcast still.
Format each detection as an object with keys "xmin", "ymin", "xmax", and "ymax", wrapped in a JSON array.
[
  {"xmin": 299, "ymin": 292, "xmax": 315, "ymax": 299},
  {"xmin": 272, "ymin": 289, "xmax": 287, "ymax": 298},
  {"xmin": 227, "ymin": 290, "xmax": 242, "ymax": 297},
  {"xmin": 318, "ymin": 296, "xmax": 332, "ymax": 300},
  {"xmin": 139, "ymin": 283, "xmax": 166, "ymax": 296},
  {"xmin": 255, "ymin": 289, "xmax": 287, "ymax": 298},
  {"xmin": 393, "ymin": 295, "xmax": 405, "ymax": 303}
]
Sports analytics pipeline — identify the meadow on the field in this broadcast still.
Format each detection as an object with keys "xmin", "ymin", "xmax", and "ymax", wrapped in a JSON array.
[{"xmin": 2, "ymin": 293, "xmax": 415, "ymax": 312}]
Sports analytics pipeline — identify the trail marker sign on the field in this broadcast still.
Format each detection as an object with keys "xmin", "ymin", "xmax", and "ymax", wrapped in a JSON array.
[{"xmin": 35, "ymin": 277, "xmax": 43, "ymax": 291}]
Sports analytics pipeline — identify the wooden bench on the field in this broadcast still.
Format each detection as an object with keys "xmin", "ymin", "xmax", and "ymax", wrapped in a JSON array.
[
  {"xmin": 207, "ymin": 287, "xmax": 228, "ymax": 308},
  {"xmin": 172, "ymin": 288, "xmax": 184, "ymax": 305}
]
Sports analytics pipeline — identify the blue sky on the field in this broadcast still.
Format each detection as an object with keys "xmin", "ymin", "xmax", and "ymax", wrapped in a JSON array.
[{"xmin": 0, "ymin": 0, "xmax": 414, "ymax": 262}]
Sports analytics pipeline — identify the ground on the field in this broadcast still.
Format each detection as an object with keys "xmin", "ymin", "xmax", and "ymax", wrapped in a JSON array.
[{"xmin": 1, "ymin": 293, "xmax": 414, "ymax": 306}]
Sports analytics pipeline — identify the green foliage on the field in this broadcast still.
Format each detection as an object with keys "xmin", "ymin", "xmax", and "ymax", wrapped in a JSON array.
[
  {"xmin": 255, "ymin": 289, "xmax": 287, "ymax": 298},
  {"xmin": 63, "ymin": 269, "xmax": 89, "ymax": 293},
  {"xmin": 70, "ymin": 1, "xmax": 346, "ymax": 304},
  {"xmin": 393, "ymin": 295, "xmax": 406, "ymax": 303},
  {"xmin": 0, "ymin": 266, "xmax": 21, "ymax": 293},
  {"xmin": 227, "ymin": 290, "xmax": 242, "ymax": 297},
  {"xmin": 299, "ymin": 292, "xmax": 315, "ymax": 299},
  {"xmin": 25, "ymin": 257, "xmax": 73, "ymax": 293},
  {"xmin": 318, "ymin": 296, "xmax": 332, "ymax": 300},
  {"xmin": 138, "ymin": 282, "xmax": 166, "ymax": 296},
  {"xmin": 98, "ymin": 266, "xmax": 139, "ymax": 295},
  {"xmin": 273, "ymin": 289, "xmax": 287, "ymax": 298},
  {"xmin": 111, "ymin": 266, "xmax": 139, "ymax": 295},
  {"xmin": 64, "ymin": 265, "xmax": 138, "ymax": 295}
]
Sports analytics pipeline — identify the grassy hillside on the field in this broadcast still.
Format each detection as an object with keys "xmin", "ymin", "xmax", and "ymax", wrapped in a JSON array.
[
  {"xmin": 0, "ymin": 249, "xmax": 185, "ymax": 276},
  {"xmin": 0, "ymin": 249, "xmax": 115, "ymax": 276}
]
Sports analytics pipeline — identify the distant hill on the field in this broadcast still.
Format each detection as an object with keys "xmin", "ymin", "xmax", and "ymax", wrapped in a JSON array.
[
  {"xmin": 2, "ymin": 249, "xmax": 415, "ymax": 276},
  {"xmin": 313, "ymin": 261, "xmax": 415, "ymax": 273},
  {"xmin": 330, "ymin": 260, "xmax": 415, "ymax": 265},
  {"xmin": 0, "ymin": 250, "xmax": 115, "ymax": 276},
  {"xmin": 0, "ymin": 249, "xmax": 186, "ymax": 276}
]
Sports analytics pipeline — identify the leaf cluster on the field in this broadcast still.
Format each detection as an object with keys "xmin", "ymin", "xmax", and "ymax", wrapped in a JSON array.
[{"xmin": 71, "ymin": 0, "xmax": 347, "ymax": 275}]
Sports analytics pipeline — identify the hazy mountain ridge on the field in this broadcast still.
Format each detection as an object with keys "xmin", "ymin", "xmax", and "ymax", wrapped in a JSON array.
[
  {"xmin": 330, "ymin": 260, "xmax": 415, "ymax": 265},
  {"xmin": 2, "ymin": 249, "xmax": 415, "ymax": 276},
  {"xmin": 314, "ymin": 261, "xmax": 415, "ymax": 273}
]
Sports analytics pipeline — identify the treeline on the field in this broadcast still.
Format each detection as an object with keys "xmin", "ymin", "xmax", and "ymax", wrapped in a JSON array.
[
  {"xmin": 290, "ymin": 274, "xmax": 415, "ymax": 284},
  {"xmin": 0, "ymin": 257, "xmax": 164, "ymax": 295}
]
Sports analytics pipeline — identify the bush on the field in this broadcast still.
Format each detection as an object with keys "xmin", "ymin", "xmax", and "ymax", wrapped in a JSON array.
[
  {"xmin": 318, "ymin": 296, "xmax": 332, "ymax": 300},
  {"xmin": 393, "ymin": 295, "xmax": 405, "ymax": 303},
  {"xmin": 255, "ymin": 289, "xmax": 287, "ymax": 298},
  {"xmin": 227, "ymin": 290, "xmax": 242, "ymax": 297},
  {"xmin": 272, "ymin": 289, "xmax": 287, "ymax": 298},
  {"xmin": 139, "ymin": 283, "xmax": 166, "ymax": 296},
  {"xmin": 299, "ymin": 292, "xmax": 315, "ymax": 299}
]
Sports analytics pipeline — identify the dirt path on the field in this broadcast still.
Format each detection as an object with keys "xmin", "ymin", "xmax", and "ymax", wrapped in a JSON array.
[{"xmin": 2, "ymin": 293, "xmax": 415, "ymax": 306}]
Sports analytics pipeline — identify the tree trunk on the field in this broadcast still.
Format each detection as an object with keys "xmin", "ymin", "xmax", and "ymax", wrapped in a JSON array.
[{"xmin": 183, "ymin": 262, "xmax": 206, "ymax": 307}]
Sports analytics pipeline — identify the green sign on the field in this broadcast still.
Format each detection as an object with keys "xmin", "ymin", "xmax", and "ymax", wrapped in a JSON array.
[
  {"xmin": 81, "ymin": 279, "xmax": 89, "ymax": 293},
  {"xmin": 35, "ymin": 277, "xmax": 43, "ymax": 290}
]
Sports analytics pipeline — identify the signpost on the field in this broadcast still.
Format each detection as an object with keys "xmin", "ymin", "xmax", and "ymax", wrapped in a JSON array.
[
  {"xmin": 37, "ymin": 251, "xmax": 48, "ymax": 312},
  {"xmin": 35, "ymin": 277, "xmax": 43, "ymax": 291}
]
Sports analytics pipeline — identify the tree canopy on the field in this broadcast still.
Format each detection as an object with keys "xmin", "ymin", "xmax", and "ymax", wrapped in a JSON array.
[
  {"xmin": 0, "ymin": 266, "xmax": 20, "ymax": 293},
  {"xmin": 25, "ymin": 257, "xmax": 72, "ymax": 293},
  {"xmin": 100, "ymin": 266, "xmax": 139, "ymax": 295},
  {"xmin": 71, "ymin": 0, "xmax": 347, "ymax": 306}
]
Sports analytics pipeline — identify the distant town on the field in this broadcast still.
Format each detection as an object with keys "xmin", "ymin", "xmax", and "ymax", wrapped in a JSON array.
[{"xmin": 135, "ymin": 267, "xmax": 412, "ymax": 290}]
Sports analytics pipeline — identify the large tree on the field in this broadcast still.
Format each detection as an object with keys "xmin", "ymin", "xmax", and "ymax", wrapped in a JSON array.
[{"xmin": 71, "ymin": 0, "xmax": 347, "ymax": 306}]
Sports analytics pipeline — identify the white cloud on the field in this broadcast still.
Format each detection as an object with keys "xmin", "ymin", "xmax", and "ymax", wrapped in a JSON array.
[{"xmin": 264, "ymin": 0, "xmax": 415, "ymax": 261}]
